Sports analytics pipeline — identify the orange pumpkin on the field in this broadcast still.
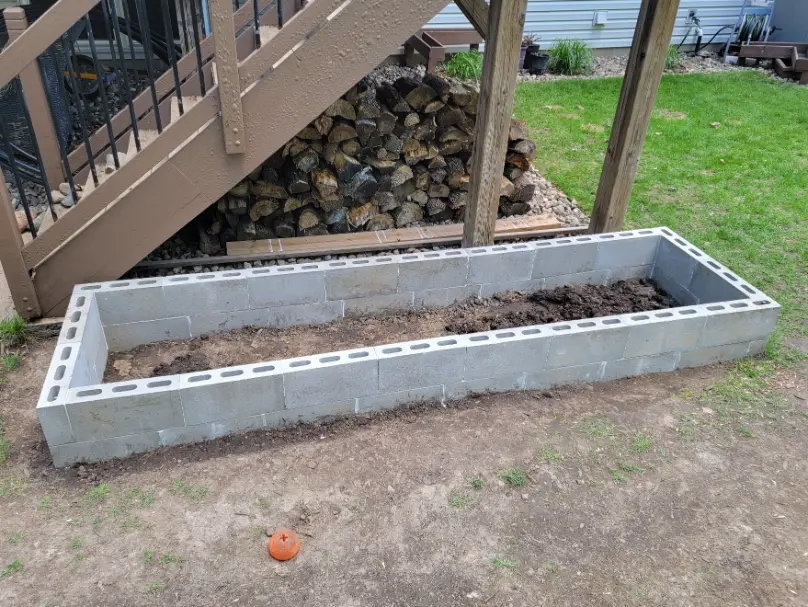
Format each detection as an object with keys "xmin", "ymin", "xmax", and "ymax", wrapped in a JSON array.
[{"xmin": 268, "ymin": 528, "xmax": 300, "ymax": 561}]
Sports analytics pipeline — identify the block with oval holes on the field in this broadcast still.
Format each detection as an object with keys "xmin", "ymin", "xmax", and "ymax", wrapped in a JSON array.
[
  {"xmin": 162, "ymin": 272, "xmax": 249, "ymax": 317},
  {"xmin": 93, "ymin": 278, "xmax": 167, "ymax": 325},
  {"xmin": 247, "ymin": 264, "xmax": 326, "ymax": 308},
  {"xmin": 623, "ymin": 309, "xmax": 708, "ymax": 357},
  {"xmin": 545, "ymin": 320, "xmax": 631, "ymax": 369},
  {"xmin": 282, "ymin": 348, "xmax": 379, "ymax": 408},
  {"xmin": 463, "ymin": 328, "xmax": 552, "ymax": 378},
  {"xmin": 397, "ymin": 250, "xmax": 469, "ymax": 291},
  {"xmin": 467, "ymin": 243, "xmax": 536, "ymax": 284},
  {"xmin": 532, "ymin": 238, "xmax": 598, "ymax": 278},
  {"xmin": 594, "ymin": 231, "xmax": 660, "ymax": 271},
  {"xmin": 375, "ymin": 338, "xmax": 466, "ymax": 393},
  {"xmin": 325, "ymin": 258, "xmax": 398, "ymax": 300}
]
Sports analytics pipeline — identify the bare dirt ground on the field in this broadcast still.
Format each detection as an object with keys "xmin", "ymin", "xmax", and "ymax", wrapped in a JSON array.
[
  {"xmin": 105, "ymin": 280, "xmax": 673, "ymax": 381},
  {"xmin": 2, "ymin": 332, "xmax": 808, "ymax": 606}
]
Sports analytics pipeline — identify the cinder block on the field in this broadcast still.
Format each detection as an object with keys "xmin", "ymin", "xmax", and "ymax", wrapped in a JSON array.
[
  {"xmin": 65, "ymin": 377, "xmax": 184, "ymax": 441},
  {"xmin": 247, "ymin": 266, "xmax": 325, "ymax": 308},
  {"xmin": 163, "ymin": 273, "xmax": 249, "ymax": 317},
  {"xmin": 533, "ymin": 239, "xmax": 597, "ymax": 278},
  {"xmin": 283, "ymin": 348, "xmax": 378, "ymax": 408},
  {"xmin": 37, "ymin": 403, "xmax": 74, "ymax": 446},
  {"xmin": 265, "ymin": 399, "xmax": 356, "ymax": 427},
  {"xmin": 624, "ymin": 311, "xmax": 707, "ymax": 357},
  {"xmin": 325, "ymin": 259, "xmax": 398, "ymax": 299},
  {"xmin": 414, "ymin": 285, "xmax": 481, "ymax": 308},
  {"xmin": 524, "ymin": 362, "xmax": 605, "ymax": 390},
  {"xmin": 50, "ymin": 432, "xmax": 161, "ymax": 467},
  {"xmin": 610, "ymin": 265, "xmax": 652, "ymax": 282},
  {"xmin": 463, "ymin": 329, "xmax": 551, "ymax": 378},
  {"xmin": 480, "ymin": 279, "xmax": 545, "ymax": 297},
  {"xmin": 445, "ymin": 373, "xmax": 525, "ymax": 400},
  {"xmin": 546, "ymin": 323, "xmax": 630, "ymax": 369},
  {"xmin": 397, "ymin": 250, "xmax": 469, "ymax": 291},
  {"xmin": 677, "ymin": 341, "xmax": 751, "ymax": 368},
  {"xmin": 602, "ymin": 352, "xmax": 680, "ymax": 381},
  {"xmin": 376, "ymin": 338, "xmax": 466, "ymax": 392},
  {"xmin": 543, "ymin": 270, "xmax": 611, "ymax": 290},
  {"xmin": 467, "ymin": 243, "xmax": 536, "ymax": 284},
  {"xmin": 748, "ymin": 339, "xmax": 768, "ymax": 356},
  {"xmin": 344, "ymin": 292, "xmax": 414, "ymax": 316},
  {"xmin": 653, "ymin": 237, "xmax": 698, "ymax": 288},
  {"xmin": 265, "ymin": 301, "xmax": 344, "ymax": 328},
  {"xmin": 189, "ymin": 308, "xmax": 269, "ymax": 337},
  {"xmin": 38, "ymin": 342, "xmax": 94, "ymax": 416},
  {"xmin": 650, "ymin": 265, "xmax": 698, "ymax": 305},
  {"xmin": 357, "ymin": 385, "xmax": 444, "ymax": 412},
  {"xmin": 179, "ymin": 364, "xmax": 285, "ymax": 425},
  {"xmin": 595, "ymin": 234, "xmax": 660, "ymax": 271},
  {"xmin": 699, "ymin": 304, "xmax": 780, "ymax": 348},
  {"xmin": 105, "ymin": 316, "xmax": 191, "ymax": 351},
  {"xmin": 688, "ymin": 263, "xmax": 747, "ymax": 304},
  {"xmin": 159, "ymin": 414, "xmax": 265, "ymax": 447},
  {"xmin": 95, "ymin": 278, "xmax": 167, "ymax": 325}
]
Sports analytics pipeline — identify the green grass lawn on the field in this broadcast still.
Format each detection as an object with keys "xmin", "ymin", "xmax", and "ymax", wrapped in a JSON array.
[{"xmin": 514, "ymin": 72, "xmax": 808, "ymax": 351}]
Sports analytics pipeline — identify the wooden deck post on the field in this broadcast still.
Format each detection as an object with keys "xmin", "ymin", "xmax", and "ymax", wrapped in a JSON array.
[
  {"xmin": 4, "ymin": 7, "xmax": 65, "ymax": 189},
  {"xmin": 0, "ymin": 171, "xmax": 41, "ymax": 318},
  {"xmin": 209, "ymin": 0, "xmax": 246, "ymax": 154},
  {"xmin": 454, "ymin": 0, "xmax": 490, "ymax": 39},
  {"xmin": 462, "ymin": 0, "xmax": 527, "ymax": 248},
  {"xmin": 588, "ymin": 0, "xmax": 680, "ymax": 233}
]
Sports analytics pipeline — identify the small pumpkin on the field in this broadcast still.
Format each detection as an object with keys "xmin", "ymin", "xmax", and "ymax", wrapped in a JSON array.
[{"xmin": 268, "ymin": 528, "xmax": 300, "ymax": 561}]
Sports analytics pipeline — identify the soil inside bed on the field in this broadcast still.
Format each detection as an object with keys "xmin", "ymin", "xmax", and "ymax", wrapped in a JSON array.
[{"xmin": 103, "ymin": 279, "xmax": 675, "ymax": 382}]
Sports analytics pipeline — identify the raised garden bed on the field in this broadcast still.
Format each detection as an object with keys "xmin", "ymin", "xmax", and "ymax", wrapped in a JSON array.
[{"xmin": 37, "ymin": 228, "xmax": 780, "ymax": 467}]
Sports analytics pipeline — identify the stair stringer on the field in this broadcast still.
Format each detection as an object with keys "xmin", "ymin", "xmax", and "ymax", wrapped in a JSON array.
[{"xmin": 33, "ymin": 0, "xmax": 452, "ymax": 315}]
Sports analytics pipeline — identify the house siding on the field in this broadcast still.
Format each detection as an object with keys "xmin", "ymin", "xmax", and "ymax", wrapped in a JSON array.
[{"xmin": 428, "ymin": 0, "xmax": 747, "ymax": 50}]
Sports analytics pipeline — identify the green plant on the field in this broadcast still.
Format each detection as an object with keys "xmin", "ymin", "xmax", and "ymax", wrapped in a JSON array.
[
  {"xmin": 7, "ymin": 531, "xmax": 24, "ymax": 545},
  {"xmin": 448, "ymin": 490, "xmax": 469, "ymax": 508},
  {"xmin": 522, "ymin": 33, "xmax": 539, "ymax": 47},
  {"xmin": 443, "ymin": 50, "xmax": 483, "ymax": 80},
  {"xmin": 71, "ymin": 538, "xmax": 82, "ymax": 549},
  {"xmin": 143, "ymin": 549, "xmax": 155, "ymax": 565},
  {"xmin": 548, "ymin": 39, "xmax": 593, "ymax": 75},
  {"xmin": 2, "ymin": 559, "xmax": 22, "ymax": 578},
  {"xmin": 36, "ymin": 496, "xmax": 53, "ymax": 512},
  {"xmin": 737, "ymin": 424, "xmax": 755, "ymax": 438},
  {"xmin": 0, "ymin": 415, "xmax": 8, "ymax": 464},
  {"xmin": 498, "ymin": 468, "xmax": 527, "ymax": 487},
  {"xmin": 470, "ymin": 475, "xmax": 485, "ymax": 490},
  {"xmin": 665, "ymin": 45, "xmax": 685, "ymax": 70},
  {"xmin": 631, "ymin": 431, "xmax": 653, "ymax": 453},
  {"xmin": 2, "ymin": 354, "xmax": 20, "ymax": 372},
  {"xmin": 88, "ymin": 483, "xmax": 111, "ymax": 503},
  {"xmin": 169, "ymin": 480, "xmax": 209, "ymax": 502},
  {"xmin": 0, "ymin": 314, "xmax": 26, "ymax": 346},
  {"xmin": 160, "ymin": 553, "xmax": 184, "ymax": 565},
  {"xmin": 492, "ymin": 557, "xmax": 518, "ymax": 569},
  {"xmin": 539, "ymin": 445, "xmax": 563, "ymax": 463}
]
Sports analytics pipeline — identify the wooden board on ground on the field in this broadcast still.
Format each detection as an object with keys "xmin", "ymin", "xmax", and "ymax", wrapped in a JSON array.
[{"xmin": 227, "ymin": 214, "xmax": 561, "ymax": 256}]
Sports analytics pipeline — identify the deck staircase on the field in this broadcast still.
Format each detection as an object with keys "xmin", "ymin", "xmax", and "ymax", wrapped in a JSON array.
[{"xmin": 1, "ymin": 0, "xmax": 451, "ymax": 317}]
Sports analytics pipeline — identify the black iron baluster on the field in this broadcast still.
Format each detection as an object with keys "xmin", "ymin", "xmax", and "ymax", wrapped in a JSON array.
[
  {"xmin": 63, "ymin": 33, "xmax": 99, "ymax": 187},
  {"xmin": 107, "ymin": 0, "xmax": 141, "ymax": 153},
  {"xmin": 177, "ymin": 0, "xmax": 190, "ymax": 55},
  {"xmin": 253, "ymin": 0, "xmax": 261, "ymax": 47},
  {"xmin": 160, "ymin": 0, "xmax": 184, "ymax": 117},
  {"xmin": 16, "ymin": 80, "xmax": 58, "ymax": 220},
  {"xmin": 135, "ymin": 0, "xmax": 163, "ymax": 133},
  {"xmin": 84, "ymin": 14, "xmax": 120, "ymax": 169},
  {"xmin": 188, "ymin": 0, "xmax": 206, "ymax": 96},
  {"xmin": 278, "ymin": 0, "xmax": 284, "ymax": 27},
  {"xmin": 0, "ymin": 117, "xmax": 38, "ymax": 237},
  {"xmin": 120, "ymin": 0, "xmax": 139, "ymax": 64}
]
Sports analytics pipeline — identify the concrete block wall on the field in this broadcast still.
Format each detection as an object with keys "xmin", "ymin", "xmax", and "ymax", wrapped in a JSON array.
[{"xmin": 37, "ymin": 228, "xmax": 780, "ymax": 467}]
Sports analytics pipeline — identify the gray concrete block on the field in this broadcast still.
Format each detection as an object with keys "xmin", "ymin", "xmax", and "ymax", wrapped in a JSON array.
[
  {"xmin": 543, "ymin": 270, "xmax": 611, "ymax": 290},
  {"xmin": 66, "ymin": 377, "xmax": 184, "ymax": 441},
  {"xmin": 533, "ymin": 239, "xmax": 597, "ymax": 278},
  {"xmin": 748, "ymin": 339, "xmax": 768, "ymax": 356},
  {"xmin": 179, "ymin": 364, "xmax": 285, "ymax": 425},
  {"xmin": 189, "ymin": 308, "xmax": 269, "ymax": 337},
  {"xmin": 247, "ymin": 266, "xmax": 326, "ymax": 308},
  {"xmin": 397, "ymin": 250, "xmax": 469, "ymax": 290},
  {"xmin": 159, "ymin": 414, "xmax": 265, "ymax": 447},
  {"xmin": 38, "ymin": 342, "xmax": 94, "ymax": 416},
  {"xmin": 596, "ymin": 234, "xmax": 660, "ymax": 270},
  {"xmin": 283, "ymin": 348, "xmax": 378, "ymax": 408},
  {"xmin": 265, "ymin": 399, "xmax": 356, "ymax": 427},
  {"xmin": 699, "ymin": 304, "xmax": 780, "ymax": 348},
  {"xmin": 464, "ymin": 329, "xmax": 551, "ymax": 378},
  {"xmin": 265, "ymin": 301, "xmax": 345, "ymax": 328},
  {"xmin": 37, "ymin": 403, "xmax": 74, "ymax": 446},
  {"xmin": 95, "ymin": 278, "xmax": 167, "ymax": 325},
  {"xmin": 50, "ymin": 432, "xmax": 161, "ymax": 467},
  {"xmin": 414, "ymin": 285, "xmax": 481, "ymax": 308},
  {"xmin": 357, "ymin": 385, "xmax": 444, "ymax": 412},
  {"xmin": 688, "ymin": 263, "xmax": 747, "ymax": 304},
  {"xmin": 376, "ymin": 337, "xmax": 466, "ymax": 392},
  {"xmin": 479, "ymin": 279, "xmax": 545, "ymax": 297},
  {"xmin": 654, "ymin": 237, "xmax": 698, "ymax": 288},
  {"xmin": 325, "ymin": 259, "xmax": 398, "ymax": 299},
  {"xmin": 344, "ymin": 292, "xmax": 414, "ymax": 316},
  {"xmin": 610, "ymin": 265, "xmax": 652, "ymax": 282},
  {"xmin": 105, "ymin": 316, "xmax": 191, "ymax": 351},
  {"xmin": 602, "ymin": 352, "xmax": 680, "ymax": 382},
  {"xmin": 163, "ymin": 273, "xmax": 249, "ymax": 317},
  {"xmin": 546, "ymin": 323, "xmax": 630, "ymax": 369},
  {"xmin": 445, "ymin": 373, "xmax": 525, "ymax": 400},
  {"xmin": 524, "ymin": 362, "xmax": 605, "ymax": 390},
  {"xmin": 624, "ymin": 311, "xmax": 707, "ymax": 357},
  {"xmin": 650, "ymin": 265, "xmax": 698, "ymax": 306},
  {"xmin": 677, "ymin": 341, "xmax": 752, "ymax": 368},
  {"xmin": 468, "ymin": 243, "xmax": 536, "ymax": 284}
]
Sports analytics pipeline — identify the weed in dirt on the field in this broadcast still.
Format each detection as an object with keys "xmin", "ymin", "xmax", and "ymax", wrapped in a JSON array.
[
  {"xmin": 160, "ymin": 553, "xmax": 184, "ymax": 565},
  {"xmin": 0, "ymin": 314, "xmax": 26, "ymax": 346},
  {"xmin": 618, "ymin": 463, "xmax": 646, "ymax": 474},
  {"xmin": 143, "ymin": 549, "xmax": 155, "ymax": 565},
  {"xmin": 448, "ymin": 490, "xmax": 469, "ymax": 508},
  {"xmin": 147, "ymin": 582, "xmax": 164, "ymax": 594},
  {"xmin": 122, "ymin": 518, "xmax": 145, "ymax": 530},
  {"xmin": 492, "ymin": 557, "xmax": 518, "ymax": 570},
  {"xmin": 470, "ymin": 475, "xmax": 485, "ymax": 490},
  {"xmin": 609, "ymin": 468, "xmax": 628, "ymax": 482},
  {"xmin": 737, "ymin": 424, "xmax": 755, "ymax": 438},
  {"xmin": 7, "ymin": 531, "xmax": 24, "ymax": 545},
  {"xmin": 88, "ymin": 483, "xmax": 111, "ymax": 503},
  {"xmin": 586, "ymin": 417, "xmax": 616, "ymax": 438},
  {"xmin": 547, "ymin": 562, "xmax": 560, "ymax": 575},
  {"xmin": 71, "ymin": 538, "xmax": 82, "ymax": 549},
  {"xmin": 169, "ymin": 480, "xmax": 209, "ymax": 502},
  {"xmin": 498, "ymin": 468, "xmax": 527, "ymax": 487},
  {"xmin": 2, "ymin": 353, "xmax": 20, "ymax": 372},
  {"xmin": 442, "ymin": 50, "xmax": 483, "ymax": 80},
  {"xmin": 676, "ymin": 414, "xmax": 700, "ymax": 440},
  {"xmin": 256, "ymin": 495, "xmax": 271, "ymax": 510},
  {"xmin": 0, "ymin": 416, "xmax": 8, "ymax": 464},
  {"xmin": 36, "ymin": 496, "xmax": 53, "ymax": 513},
  {"xmin": 124, "ymin": 487, "xmax": 156, "ymax": 508},
  {"xmin": 2, "ymin": 559, "xmax": 23, "ymax": 578},
  {"xmin": 75, "ymin": 552, "xmax": 86, "ymax": 562},
  {"xmin": 703, "ymin": 360, "xmax": 788, "ymax": 421},
  {"xmin": 631, "ymin": 431, "xmax": 653, "ymax": 453},
  {"xmin": 539, "ymin": 445, "xmax": 563, "ymax": 463}
]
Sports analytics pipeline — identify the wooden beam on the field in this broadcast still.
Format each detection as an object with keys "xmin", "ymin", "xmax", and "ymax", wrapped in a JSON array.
[
  {"xmin": 0, "ymin": 172, "xmax": 40, "ymax": 317},
  {"xmin": 462, "ymin": 0, "xmax": 527, "ymax": 247},
  {"xmin": 454, "ymin": 0, "xmax": 489, "ymax": 39},
  {"xmin": 209, "ymin": 0, "xmax": 246, "ymax": 154},
  {"xmin": 588, "ymin": 0, "xmax": 680, "ymax": 234}
]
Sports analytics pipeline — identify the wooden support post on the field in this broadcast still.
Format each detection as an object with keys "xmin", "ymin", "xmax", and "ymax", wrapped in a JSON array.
[
  {"xmin": 0, "ymin": 171, "xmax": 41, "ymax": 318},
  {"xmin": 588, "ymin": 0, "xmax": 680, "ymax": 233},
  {"xmin": 4, "ymin": 7, "xmax": 65, "ymax": 188},
  {"xmin": 454, "ymin": 0, "xmax": 490, "ymax": 39},
  {"xmin": 209, "ymin": 0, "xmax": 246, "ymax": 154},
  {"xmin": 462, "ymin": 0, "xmax": 527, "ymax": 248}
]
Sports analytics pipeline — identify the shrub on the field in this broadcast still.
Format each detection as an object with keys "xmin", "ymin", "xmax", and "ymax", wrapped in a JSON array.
[
  {"xmin": 443, "ymin": 50, "xmax": 483, "ymax": 80},
  {"xmin": 665, "ymin": 45, "xmax": 684, "ymax": 70},
  {"xmin": 548, "ymin": 39, "xmax": 593, "ymax": 75},
  {"xmin": 0, "ymin": 314, "xmax": 26, "ymax": 347}
]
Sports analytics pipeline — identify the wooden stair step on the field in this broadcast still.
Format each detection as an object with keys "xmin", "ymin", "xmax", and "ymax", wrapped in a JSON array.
[
  {"xmin": 127, "ymin": 128, "xmax": 160, "ymax": 159},
  {"xmin": 259, "ymin": 26, "xmax": 279, "ymax": 46},
  {"xmin": 170, "ymin": 95, "xmax": 203, "ymax": 124}
]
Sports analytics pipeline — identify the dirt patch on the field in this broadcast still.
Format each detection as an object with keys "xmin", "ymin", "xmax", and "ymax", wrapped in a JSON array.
[{"xmin": 105, "ymin": 280, "xmax": 674, "ymax": 381}]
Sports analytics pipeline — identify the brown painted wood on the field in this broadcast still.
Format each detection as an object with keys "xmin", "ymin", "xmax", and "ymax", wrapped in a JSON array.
[
  {"xmin": 209, "ymin": 0, "xmax": 245, "ymax": 154},
  {"xmin": 588, "ymin": 0, "xmax": 680, "ymax": 234},
  {"xmin": 738, "ymin": 43, "xmax": 808, "ymax": 59},
  {"xmin": 461, "ymin": 0, "xmax": 527, "ymax": 248},
  {"xmin": 32, "ymin": 0, "xmax": 451, "ymax": 315},
  {"xmin": 425, "ymin": 28, "xmax": 483, "ymax": 46},
  {"xmin": 453, "ymin": 0, "xmax": 489, "ymax": 39},
  {"xmin": 0, "ymin": 172, "xmax": 40, "ymax": 317}
]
